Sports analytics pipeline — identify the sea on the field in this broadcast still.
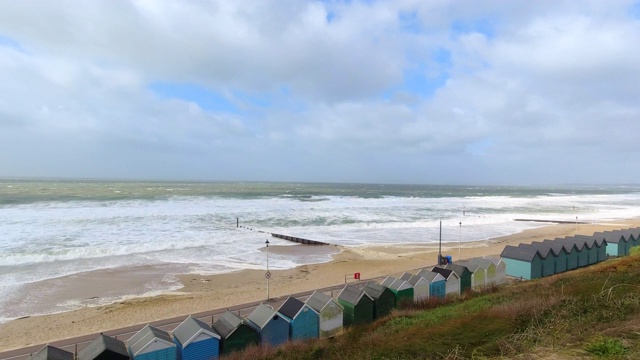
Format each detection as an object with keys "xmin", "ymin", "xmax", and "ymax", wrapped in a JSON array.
[{"xmin": 1, "ymin": 179, "xmax": 640, "ymax": 323}]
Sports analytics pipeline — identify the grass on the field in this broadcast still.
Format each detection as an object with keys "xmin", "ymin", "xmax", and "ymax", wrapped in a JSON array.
[{"xmin": 223, "ymin": 250, "xmax": 640, "ymax": 359}]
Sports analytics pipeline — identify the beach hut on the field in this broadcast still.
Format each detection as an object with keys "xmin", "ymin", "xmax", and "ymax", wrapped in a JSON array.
[
  {"xmin": 278, "ymin": 296, "xmax": 319, "ymax": 341},
  {"xmin": 401, "ymin": 274, "xmax": 429, "ymax": 302},
  {"xmin": 562, "ymin": 238, "xmax": 590, "ymax": 267},
  {"xmin": 78, "ymin": 334, "xmax": 130, "ymax": 360},
  {"xmin": 484, "ymin": 255, "xmax": 507, "ymax": 285},
  {"xmin": 621, "ymin": 229, "xmax": 639, "ymax": 249},
  {"xmin": 500, "ymin": 245, "xmax": 545, "ymax": 280},
  {"xmin": 572, "ymin": 235, "xmax": 599, "ymax": 265},
  {"xmin": 246, "ymin": 304, "xmax": 290, "ymax": 347},
  {"xmin": 548, "ymin": 239, "xmax": 579, "ymax": 271},
  {"xmin": 591, "ymin": 234, "xmax": 608, "ymax": 262},
  {"xmin": 596, "ymin": 231, "xmax": 629, "ymax": 257},
  {"xmin": 442, "ymin": 264, "xmax": 472, "ymax": 293},
  {"xmin": 337, "ymin": 285, "xmax": 374, "ymax": 327},
  {"xmin": 127, "ymin": 325, "xmax": 176, "ymax": 360},
  {"xmin": 416, "ymin": 269, "xmax": 447, "ymax": 299},
  {"xmin": 456, "ymin": 261, "xmax": 485, "ymax": 290},
  {"xmin": 29, "ymin": 345, "xmax": 74, "ymax": 360},
  {"xmin": 470, "ymin": 258, "xmax": 498, "ymax": 286},
  {"xmin": 518, "ymin": 243, "xmax": 555, "ymax": 277},
  {"xmin": 382, "ymin": 276, "xmax": 414, "ymax": 307},
  {"xmin": 173, "ymin": 316, "xmax": 221, "ymax": 360},
  {"xmin": 534, "ymin": 241, "xmax": 568, "ymax": 274},
  {"xmin": 212, "ymin": 310, "xmax": 259, "ymax": 354},
  {"xmin": 429, "ymin": 267, "xmax": 460, "ymax": 296},
  {"xmin": 363, "ymin": 282, "xmax": 396, "ymax": 319},
  {"xmin": 305, "ymin": 291, "xmax": 343, "ymax": 338}
]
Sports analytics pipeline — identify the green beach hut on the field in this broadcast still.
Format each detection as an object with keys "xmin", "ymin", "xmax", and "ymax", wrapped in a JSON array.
[
  {"xmin": 388, "ymin": 278, "xmax": 414, "ymax": 307},
  {"xmin": 212, "ymin": 310, "xmax": 259, "ymax": 354},
  {"xmin": 572, "ymin": 235, "xmax": 599, "ymax": 265},
  {"xmin": 443, "ymin": 264, "xmax": 473, "ymax": 293},
  {"xmin": 78, "ymin": 334, "xmax": 130, "ymax": 360},
  {"xmin": 337, "ymin": 285, "xmax": 374, "ymax": 327},
  {"xmin": 363, "ymin": 282, "xmax": 396, "ymax": 319},
  {"xmin": 531, "ymin": 241, "xmax": 567, "ymax": 274},
  {"xmin": 470, "ymin": 258, "xmax": 498, "ymax": 286},
  {"xmin": 456, "ymin": 260, "xmax": 485, "ymax": 290},
  {"xmin": 590, "ymin": 234, "xmax": 608, "ymax": 262},
  {"xmin": 561, "ymin": 238, "xmax": 589, "ymax": 267},
  {"xmin": 501, "ymin": 245, "xmax": 545, "ymax": 280},
  {"xmin": 484, "ymin": 255, "xmax": 507, "ymax": 285}
]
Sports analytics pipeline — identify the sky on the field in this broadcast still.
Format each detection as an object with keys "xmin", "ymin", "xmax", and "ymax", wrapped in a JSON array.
[{"xmin": 0, "ymin": 0, "xmax": 639, "ymax": 185}]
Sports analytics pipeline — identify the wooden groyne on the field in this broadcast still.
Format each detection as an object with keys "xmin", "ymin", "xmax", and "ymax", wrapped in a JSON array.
[
  {"xmin": 514, "ymin": 218, "xmax": 589, "ymax": 224},
  {"xmin": 271, "ymin": 233, "xmax": 330, "ymax": 245}
]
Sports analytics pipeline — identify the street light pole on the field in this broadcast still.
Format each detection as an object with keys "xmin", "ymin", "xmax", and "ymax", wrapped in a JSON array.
[
  {"xmin": 438, "ymin": 219, "xmax": 442, "ymax": 265},
  {"xmin": 458, "ymin": 221, "xmax": 462, "ymax": 261},
  {"xmin": 575, "ymin": 216, "xmax": 578, "ymax": 235},
  {"xmin": 265, "ymin": 239, "xmax": 270, "ymax": 300}
]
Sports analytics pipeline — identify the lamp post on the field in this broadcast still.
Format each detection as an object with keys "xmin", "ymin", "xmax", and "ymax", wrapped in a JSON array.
[
  {"xmin": 458, "ymin": 221, "xmax": 462, "ymax": 261},
  {"xmin": 575, "ymin": 216, "xmax": 578, "ymax": 235},
  {"xmin": 265, "ymin": 239, "xmax": 270, "ymax": 300},
  {"xmin": 438, "ymin": 219, "xmax": 443, "ymax": 265}
]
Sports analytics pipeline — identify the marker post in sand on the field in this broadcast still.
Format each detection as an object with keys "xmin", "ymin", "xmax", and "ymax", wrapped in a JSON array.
[
  {"xmin": 265, "ymin": 239, "xmax": 271, "ymax": 300},
  {"xmin": 458, "ymin": 221, "xmax": 462, "ymax": 261}
]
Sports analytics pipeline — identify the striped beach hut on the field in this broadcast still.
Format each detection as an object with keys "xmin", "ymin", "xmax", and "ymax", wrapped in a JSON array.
[
  {"xmin": 518, "ymin": 243, "xmax": 555, "ymax": 277},
  {"xmin": 442, "ymin": 263, "xmax": 472, "ymax": 292},
  {"xmin": 534, "ymin": 241, "xmax": 568, "ymax": 274},
  {"xmin": 501, "ymin": 245, "xmax": 546, "ymax": 280},
  {"xmin": 173, "ymin": 316, "xmax": 221, "ymax": 360},
  {"xmin": 484, "ymin": 255, "xmax": 507, "ymax": 285},
  {"xmin": 337, "ymin": 285, "xmax": 374, "ymax": 327},
  {"xmin": 279, "ymin": 296, "xmax": 319, "ymax": 341},
  {"xmin": 305, "ymin": 291, "xmax": 343, "ymax": 338},
  {"xmin": 212, "ymin": 310, "xmax": 259, "ymax": 354},
  {"xmin": 401, "ymin": 273, "xmax": 428, "ymax": 302},
  {"xmin": 416, "ymin": 270, "xmax": 447, "ymax": 299},
  {"xmin": 382, "ymin": 277, "xmax": 414, "ymax": 307},
  {"xmin": 127, "ymin": 325, "xmax": 176, "ymax": 360},
  {"xmin": 470, "ymin": 258, "xmax": 498, "ymax": 286},
  {"xmin": 456, "ymin": 261, "xmax": 485, "ymax": 290},
  {"xmin": 29, "ymin": 345, "xmax": 74, "ymax": 360},
  {"xmin": 364, "ymin": 282, "xmax": 396, "ymax": 319},
  {"xmin": 78, "ymin": 334, "xmax": 130, "ymax": 360},
  {"xmin": 246, "ymin": 304, "xmax": 290, "ymax": 347},
  {"xmin": 429, "ymin": 267, "xmax": 460, "ymax": 296}
]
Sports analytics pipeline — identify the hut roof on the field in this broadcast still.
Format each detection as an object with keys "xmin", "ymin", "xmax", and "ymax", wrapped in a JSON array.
[
  {"xmin": 444, "ymin": 263, "xmax": 471, "ymax": 277},
  {"xmin": 381, "ymin": 276, "xmax": 397, "ymax": 287},
  {"xmin": 540, "ymin": 240, "xmax": 572, "ymax": 254},
  {"xmin": 571, "ymin": 235, "xmax": 597, "ymax": 248},
  {"xmin": 128, "ymin": 325, "xmax": 174, "ymax": 355},
  {"xmin": 388, "ymin": 278, "xmax": 412, "ymax": 291},
  {"xmin": 517, "ymin": 243, "xmax": 554, "ymax": 258},
  {"xmin": 279, "ymin": 296, "xmax": 307, "ymax": 320},
  {"xmin": 77, "ymin": 334, "xmax": 128, "ymax": 360},
  {"xmin": 469, "ymin": 258, "xmax": 495, "ymax": 270},
  {"xmin": 400, "ymin": 272, "xmax": 413, "ymax": 281},
  {"xmin": 483, "ymin": 255, "xmax": 504, "ymax": 266},
  {"xmin": 363, "ymin": 282, "xmax": 389, "ymax": 300},
  {"xmin": 247, "ymin": 304, "xmax": 284, "ymax": 330},
  {"xmin": 594, "ymin": 231, "xmax": 626, "ymax": 244},
  {"xmin": 430, "ymin": 267, "xmax": 455, "ymax": 280},
  {"xmin": 456, "ymin": 261, "xmax": 480, "ymax": 272},
  {"xmin": 305, "ymin": 291, "xmax": 333, "ymax": 313},
  {"xmin": 173, "ymin": 316, "xmax": 220, "ymax": 347},
  {"xmin": 530, "ymin": 241, "xmax": 565, "ymax": 256},
  {"xmin": 213, "ymin": 310, "xmax": 244, "ymax": 339},
  {"xmin": 501, "ymin": 245, "xmax": 542, "ymax": 262},
  {"xmin": 29, "ymin": 345, "xmax": 74, "ymax": 360},
  {"xmin": 338, "ymin": 285, "xmax": 370, "ymax": 305},
  {"xmin": 406, "ymin": 274, "xmax": 427, "ymax": 287}
]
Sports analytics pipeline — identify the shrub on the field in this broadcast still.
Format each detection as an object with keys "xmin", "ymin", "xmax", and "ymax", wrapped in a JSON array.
[{"xmin": 585, "ymin": 336, "xmax": 627, "ymax": 357}]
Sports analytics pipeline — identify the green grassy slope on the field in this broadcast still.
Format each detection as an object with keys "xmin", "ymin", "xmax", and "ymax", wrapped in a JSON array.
[{"xmin": 225, "ymin": 249, "xmax": 640, "ymax": 359}]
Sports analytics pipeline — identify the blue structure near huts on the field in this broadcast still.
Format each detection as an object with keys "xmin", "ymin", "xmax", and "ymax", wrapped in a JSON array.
[
  {"xmin": 278, "ymin": 296, "xmax": 319, "ymax": 341},
  {"xmin": 337, "ymin": 285, "xmax": 374, "ymax": 327},
  {"xmin": 429, "ymin": 267, "xmax": 460, "ymax": 296},
  {"xmin": 173, "ymin": 316, "xmax": 221, "ymax": 360},
  {"xmin": 415, "ymin": 269, "xmax": 447, "ymax": 299},
  {"xmin": 29, "ymin": 345, "xmax": 74, "ymax": 360},
  {"xmin": 306, "ymin": 291, "xmax": 344, "ymax": 338},
  {"xmin": 127, "ymin": 325, "xmax": 176, "ymax": 360},
  {"xmin": 363, "ymin": 282, "xmax": 396, "ymax": 319},
  {"xmin": 78, "ymin": 334, "xmax": 130, "ymax": 360},
  {"xmin": 246, "ymin": 304, "xmax": 290, "ymax": 347},
  {"xmin": 212, "ymin": 310, "xmax": 259, "ymax": 354}
]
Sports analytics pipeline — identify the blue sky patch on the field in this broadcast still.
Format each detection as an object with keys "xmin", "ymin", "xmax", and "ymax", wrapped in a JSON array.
[
  {"xmin": 149, "ymin": 82, "xmax": 240, "ymax": 113},
  {"xmin": 630, "ymin": 1, "xmax": 640, "ymax": 19},
  {"xmin": 0, "ymin": 35, "xmax": 24, "ymax": 52},
  {"xmin": 399, "ymin": 10, "xmax": 421, "ymax": 34},
  {"xmin": 451, "ymin": 18, "xmax": 496, "ymax": 39}
]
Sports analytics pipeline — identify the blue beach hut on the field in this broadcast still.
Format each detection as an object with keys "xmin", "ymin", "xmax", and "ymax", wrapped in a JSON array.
[
  {"xmin": 572, "ymin": 235, "xmax": 599, "ymax": 265},
  {"xmin": 278, "ymin": 296, "xmax": 319, "ymax": 341},
  {"xmin": 500, "ymin": 245, "xmax": 544, "ymax": 280},
  {"xmin": 549, "ymin": 239, "xmax": 579, "ymax": 270},
  {"xmin": 416, "ymin": 269, "xmax": 446, "ymax": 299},
  {"xmin": 246, "ymin": 304, "xmax": 290, "ymax": 347},
  {"xmin": 531, "ymin": 241, "xmax": 567, "ymax": 274},
  {"xmin": 561, "ymin": 238, "xmax": 589, "ymax": 267},
  {"xmin": 429, "ymin": 267, "xmax": 460, "ymax": 296},
  {"xmin": 596, "ymin": 231, "xmax": 629, "ymax": 257},
  {"xmin": 517, "ymin": 243, "xmax": 554, "ymax": 277},
  {"xmin": 128, "ymin": 325, "xmax": 176, "ymax": 360},
  {"xmin": 173, "ymin": 316, "xmax": 221, "ymax": 360}
]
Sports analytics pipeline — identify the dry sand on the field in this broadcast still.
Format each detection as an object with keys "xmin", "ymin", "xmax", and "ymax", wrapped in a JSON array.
[{"xmin": 1, "ymin": 218, "xmax": 638, "ymax": 351}]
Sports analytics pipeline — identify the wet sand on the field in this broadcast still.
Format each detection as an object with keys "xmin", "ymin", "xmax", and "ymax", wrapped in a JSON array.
[{"xmin": 0, "ymin": 218, "xmax": 638, "ymax": 351}]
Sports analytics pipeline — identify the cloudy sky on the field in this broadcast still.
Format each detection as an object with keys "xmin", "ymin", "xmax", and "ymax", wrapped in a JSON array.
[{"xmin": 1, "ymin": 1, "xmax": 639, "ymax": 185}]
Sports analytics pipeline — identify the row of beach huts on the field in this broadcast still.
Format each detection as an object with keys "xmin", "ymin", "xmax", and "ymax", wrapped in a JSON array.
[
  {"xmin": 27, "ymin": 227, "xmax": 639, "ymax": 360},
  {"xmin": 28, "ymin": 255, "xmax": 507, "ymax": 360},
  {"xmin": 500, "ymin": 228, "xmax": 640, "ymax": 280}
]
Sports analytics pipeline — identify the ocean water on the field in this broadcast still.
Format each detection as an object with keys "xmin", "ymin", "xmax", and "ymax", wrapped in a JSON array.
[{"xmin": 1, "ymin": 180, "xmax": 640, "ymax": 322}]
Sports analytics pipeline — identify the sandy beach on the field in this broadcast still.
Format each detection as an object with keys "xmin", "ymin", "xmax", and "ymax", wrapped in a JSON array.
[{"xmin": 1, "ymin": 218, "xmax": 639, "ymax": 351}]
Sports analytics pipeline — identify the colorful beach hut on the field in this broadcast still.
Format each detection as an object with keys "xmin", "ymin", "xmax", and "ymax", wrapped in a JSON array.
[
  {"xmin": 442, "ymin": 263, "xmax": 472, "ymax": 293},
  {"xmin": 246, "ymin": 304, "xmax": 290, "ymax": 347},
  {"xmin": 29, "ymin": 345, "xmax": 74, "ymax": 360},
  {"xmin": 622, "ymin": 229, "xmax": 639, "ymax": 249},
  {"xmin": 561, "ymin": 238, "xmax": 589, "ymax": 267},
  {"xmin": 278, "ymin": 296, "xmax": 319, "ymax": 341},
  {"xmin": 597, "ymin": 231, "xmax": 629, "ymax": 257},
  {"xmin": 401, "ymin": 274, "xmax": 429, "ymax": 302},
  {"xmin": 518, "ymin": 243, "xmax": 554, "ymax": 277},
  {"xmin": 416, "ymin": 270, "xmax": 447, "ymax": 299},
  {"xmin": 500, "ymin": 245, "xmax": 545, "ymax": 280},
  {"xmin": 212, "ymin": 310, "xmax": 258, "ymax": 354},
  {"xmin": 533, "ymin": 241, "xmax": 568, "ymax": 274},
  {"xmin": 548, "ymin": 239, "xmax": 579, "ymax": 270},
  {"xmin": 127, "ymin": 325, "xmax": 176, "ymax": 360},
  {"xmin": 173, "ymin": 316, "xmax": 221, "ymax": 360},
  {"xmin": 591, "ymin": 234, "xmax": 608, "ymax": 262},
  {"xmin": 572, "ymin": 235, "xmax": 599, "ymax": 265},
  {"xmin": 470, "ymin": 258, "xmax": 498, "ymax": 286},
  {"xmin": 337, "ymin": 285, "xmax": 374, "ymax": 327},
  {"xmin": 78, "ymin": 334, "xmax": 130, "ymax": 360},
  {"xmin": 429, "ymin": 267, "xmax": 460, "ymax": 296},
  {"xmin": 305, "ymin": 291, "xmax": 343, "ymax": 338},
  {"xmin": 484, "ymin": 255, "xmax": 507, "ymax": 285},
  {"xmin": 363, "ymin": 282, "xmax": 396, "ymax": 319},
  {"xmin": 456, "ymin": 261, "xmax": 485, "ymax": 290},
  {"xmin": 382, "ymin": 277, "xmax": 414, "ymax": 307}
]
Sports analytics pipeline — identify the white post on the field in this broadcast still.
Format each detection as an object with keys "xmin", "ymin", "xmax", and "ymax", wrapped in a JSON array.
[
  {"xmin": 266, "ymin": 239, "xmax": 270, "ymax": 300},
  {"xmin": 575, "ymin": 216, "xmax": 578, "ymax": 235},
  {"xmin": 458, "ymin": 221, "xmax": 462, "ymax": 261}
]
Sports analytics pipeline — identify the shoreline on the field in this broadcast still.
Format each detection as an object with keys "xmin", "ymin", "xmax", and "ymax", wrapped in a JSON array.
[{"xmin": 1, "ymin": 218, "xmax": 639, "ymax": 351}]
